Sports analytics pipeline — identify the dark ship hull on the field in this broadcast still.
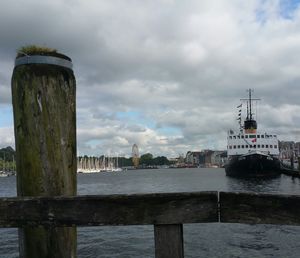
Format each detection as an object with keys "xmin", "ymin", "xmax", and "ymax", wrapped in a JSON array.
[{"xmin": 225, "ymin": 152, "xmax": 281, "ymax": 177}]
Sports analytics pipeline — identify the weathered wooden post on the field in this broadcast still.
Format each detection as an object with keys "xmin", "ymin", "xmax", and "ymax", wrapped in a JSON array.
[
  {"xmin": 154, "ymin": 224, "xmax": 184, "ymax": 258},
  {"xmin": 11, "ymin": 46, "xmax": 77, "ymax": 258}
]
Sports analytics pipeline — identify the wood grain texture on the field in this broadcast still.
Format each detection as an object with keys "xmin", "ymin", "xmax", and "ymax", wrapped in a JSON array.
[
  {"xmin": 2, "ymin": 191, "xmax": 300, "ymax": 227},
  {"xmin": 12, "ymin": 64, "xmax": 77, "ymax": 197},
  {"xmin": 220, "ymin": 191, "xmax": 300, "ymax": 225},
  {"xmin": 154, "ymin": 224, "xmax": 184, "ymax": 258},
  {"xmin": 0, "ymin": 192, "xmax": 218, "ymax": 227},
  {"xmin": 11, "ymin": 61, "xmax": 77, "ymax": 258},
  {"xmin": 1, "ymin": 191, "xmax": 300, "ymax": 257}
]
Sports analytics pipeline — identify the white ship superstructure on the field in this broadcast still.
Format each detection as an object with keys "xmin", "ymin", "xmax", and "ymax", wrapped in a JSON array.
[{"xmin": 227, "ymin": 132, "xmax": 279, "ymax": 157}]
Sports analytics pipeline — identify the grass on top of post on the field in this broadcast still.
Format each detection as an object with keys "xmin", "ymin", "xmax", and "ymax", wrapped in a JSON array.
[{"xmin": 16, "ymin": 45, "xmax": 57, "ymax": 58}]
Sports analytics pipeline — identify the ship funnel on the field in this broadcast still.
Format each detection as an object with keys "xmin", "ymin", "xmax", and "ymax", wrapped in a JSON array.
[{"xmin": 244, "ymin": 119, "xmax": 257, "ymax": 134}]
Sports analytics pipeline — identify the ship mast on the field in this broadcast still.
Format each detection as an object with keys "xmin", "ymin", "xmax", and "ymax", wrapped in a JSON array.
[
  {"xmin": 241, "ymin": 89, "xmax": 260, "ymax": 134},
  {"xmin": 248, "ymin": 89, "xmax": 253, "ymax": 120}
]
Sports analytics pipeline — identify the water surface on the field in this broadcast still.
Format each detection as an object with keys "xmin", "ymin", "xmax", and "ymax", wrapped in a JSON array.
[{"xmin": 1, "ymin": 168, "xmax": 300, "ymax": 257}]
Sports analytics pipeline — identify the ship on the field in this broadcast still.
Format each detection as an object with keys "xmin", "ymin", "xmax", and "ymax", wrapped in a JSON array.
[{"xmin": 225, "ymin": 89, "xmax": 281, "ymax": 177}]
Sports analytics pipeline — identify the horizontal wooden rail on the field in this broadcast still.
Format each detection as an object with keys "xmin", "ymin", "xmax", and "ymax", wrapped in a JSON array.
[
  {"xmin": 220, "ymin": 191, "xmax": 300, "ymax": 225},
  {"xmin": 0, "ymin": 191, "xmax": 218, "ymax": 228},
  {"xmin": 1, "ymin": 191, "xmax": 300, "ymax": 228},
  {"xmin": 1, "ymin": 191, "xmax": 300, "ymax": 258}
]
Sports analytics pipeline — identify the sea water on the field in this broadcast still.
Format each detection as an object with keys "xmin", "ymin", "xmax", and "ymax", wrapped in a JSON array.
[{"xmin": 1, "ymin": 168, "xmax": 300, "ymax": 257}]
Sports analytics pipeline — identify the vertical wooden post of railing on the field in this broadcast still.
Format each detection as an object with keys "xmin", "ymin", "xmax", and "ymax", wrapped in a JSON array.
[
  {"xmin": 154, "ymin": 224, "xmax": 184, "ymax": 258},
  {"xmin": 11, "ymin": 48, "xmax": 77, "ymax": 258}
]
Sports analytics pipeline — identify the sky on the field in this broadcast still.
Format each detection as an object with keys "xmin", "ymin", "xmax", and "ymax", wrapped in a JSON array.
[{"xmin": 1, "ymin": 0, "xmax": 300, "ymax": 158}]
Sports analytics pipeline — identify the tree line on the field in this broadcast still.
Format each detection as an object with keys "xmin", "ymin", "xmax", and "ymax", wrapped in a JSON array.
[{"xmin": 0, "ymin": 146, "xmax": 16, "ymax": 171}]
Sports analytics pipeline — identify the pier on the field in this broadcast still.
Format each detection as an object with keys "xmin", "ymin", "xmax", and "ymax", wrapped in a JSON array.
[
  {"xmin": 0, "ymin": 191, "xmax": 300, "ymax": 257},
  {"xmin": 280, "ymin": 159, "xmax": 300, "ymax": 178},
  {"xmin": 281, "ymin": 168, "xmax": 300, "ymax": 177}
]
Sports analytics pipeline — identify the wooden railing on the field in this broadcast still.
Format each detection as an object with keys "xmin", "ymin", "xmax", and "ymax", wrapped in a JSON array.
[{"xmin": 1, "ymin": 191, "xmax": 300, "ymax": 258}]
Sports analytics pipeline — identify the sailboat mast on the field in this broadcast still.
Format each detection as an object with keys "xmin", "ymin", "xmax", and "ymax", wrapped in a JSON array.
[{"xmin": 249, "ymin": 89, "xmax": 253, "ymax": 120}]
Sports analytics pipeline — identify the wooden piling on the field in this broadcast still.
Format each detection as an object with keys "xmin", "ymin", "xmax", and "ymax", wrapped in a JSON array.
[
  {"xmin": 11, "ymin": 48, "xmax": 77, "ymax": 258},
  {"xmin": 154, "ymin": 224, "xmax": 184, "ymax": 258}
]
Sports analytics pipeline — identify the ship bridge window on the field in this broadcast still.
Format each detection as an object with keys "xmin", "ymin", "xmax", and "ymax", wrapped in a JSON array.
[
  {"xmin": 258, "ymin": 144, "xmax": 261, "ymax": 148},
  {"xmin": 241, "ymin": 135, "xmax": 244, "ymax": 139},
  {"xmin": 249, "ymin": 135, "xmax": 256, "ymax": 138},
  {"xmin": 237, "ymin": 135, "xmax": 240, "ymax": 139},
  {"xmin": 257, "ymin": 135, "xmax": 260, "ymax": 138},
  {"xmin": 266, "ymin": 145, "xmax": 269, "ymax": 148},
  {"xmin": 242, "ymin": 145, "xmax": 244, "ymax": 148},
  {"xmin": 270, "ymin": 145, "xmax": 273, "ymax": 148},
  {"xmin": 245, "ymin": 135, "xmax": 248, "ymax": 138},
  {"xmin": 261, "ymin": 135, "xmax": 264, "ymax": 138},
  {"xmin": 229, "ymin": 136, "xmax": 232, "ymax": 139},
  {"xmin": 229, "ymin": 146, "xmax": 232, "ymax": 149},
  {"xmin": 238, "ymin": 145, "xmax": 240, "ymax": 148},
  {"xmin": 233, "ymin": 136, "xmax": 236, "ymax": 139},
  {"xmin": 233, "ymin": 145, "xmax": 236, "ymax": 149},
  {"xmin": 262, "ymin": 144, "xmax": 265, "ymax": 148},
  {"xmin": 274, "ymin": 145, "xmax": 278, "ymax": 148}
]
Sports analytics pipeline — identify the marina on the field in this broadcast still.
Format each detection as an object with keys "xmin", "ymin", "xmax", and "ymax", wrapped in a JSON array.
[{"xmin": 77, "ymin": 156, "xmax": 123, "ymax": 173}]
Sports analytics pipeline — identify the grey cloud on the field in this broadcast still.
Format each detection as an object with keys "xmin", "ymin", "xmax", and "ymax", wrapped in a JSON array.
[{"xmin": 1, "ymin": 0, "xmax": 300, "ymax": 156}]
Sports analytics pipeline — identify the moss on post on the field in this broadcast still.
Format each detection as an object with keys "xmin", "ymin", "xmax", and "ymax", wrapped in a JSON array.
[{"xmin": 11, "ymin": 47, "xmax": 77, "ymax": 258}]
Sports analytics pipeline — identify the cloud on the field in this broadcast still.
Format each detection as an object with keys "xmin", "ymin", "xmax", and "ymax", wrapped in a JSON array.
[
  {"xmin": 0, "ymin": 127, "xmax": 14, "ymax": 147},
  {"xmin": 1, "ymin": 0, "xmax": 300, "ymax": 156}
]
